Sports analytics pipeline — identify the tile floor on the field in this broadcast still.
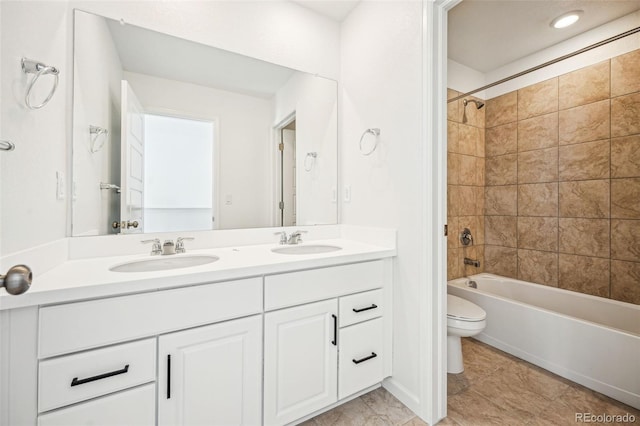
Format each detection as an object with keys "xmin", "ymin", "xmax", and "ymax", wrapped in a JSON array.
[{"xmin": 303, "ymin": 338, "xmax": 640, "ymax": 425}]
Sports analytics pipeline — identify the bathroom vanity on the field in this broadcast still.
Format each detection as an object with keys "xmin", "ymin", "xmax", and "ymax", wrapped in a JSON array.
[{"xmin": 0, "ymin": 234, "xmax": 395, "ymax": 426}]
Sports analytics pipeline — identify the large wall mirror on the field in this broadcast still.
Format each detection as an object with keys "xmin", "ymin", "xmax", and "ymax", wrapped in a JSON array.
[{"xmin": 72, "ymin": 10, "xmax": 338, "ymax": 237}]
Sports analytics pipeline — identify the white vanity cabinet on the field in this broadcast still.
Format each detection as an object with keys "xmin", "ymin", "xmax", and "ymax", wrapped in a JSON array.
[
  {"xmin": 263, "ymin": 260, "xmax": 392, "ymax": 425},
  {"xmin": 1, "ymin": 256, "xmax": 393, "ymax": 426},
  {"xmin": 158, "ymin": 315, "xmax": 262, "ymax": 426},
  {"xmin": 264, "ymin": 300, "xmax": 339, "ymax": 425},
  {"xmin": 25, "ymin": 277, "xmax": 263, "ymax": 426}
]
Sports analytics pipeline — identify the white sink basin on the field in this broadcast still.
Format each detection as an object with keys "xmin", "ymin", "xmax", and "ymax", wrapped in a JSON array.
[
  {"xmin": 271, "ymin": 245, "xmax": 342, "ymax": 255},
  {"xmin": 110, "ymin": 255, "xmax": 219, "ymax": 273}
]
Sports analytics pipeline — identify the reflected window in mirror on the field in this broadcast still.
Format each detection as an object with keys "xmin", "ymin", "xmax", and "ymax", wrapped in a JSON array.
[{"xmin": 144, "ymin": 114, "xmax": 214, "ymax": 233}]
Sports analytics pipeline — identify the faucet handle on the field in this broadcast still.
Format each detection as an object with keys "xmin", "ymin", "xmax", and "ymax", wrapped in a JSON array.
[
  {"xmin": 176, "ymin": 237, "xmax": 194, "ymax": 253},
  {"xmin": 288, "ymin": 230, "xmax": 308, "ymax": 244},
  {"xmin": 274, "ymin": 231, "xmax": 288, "ymax": 245},
  {"xmin": 141, "ymin": 238, "xmax": 162, "ymax": 255},
  {"xmin": 460, "ymin": 228, "xmax": 474, "ymax": 246}
]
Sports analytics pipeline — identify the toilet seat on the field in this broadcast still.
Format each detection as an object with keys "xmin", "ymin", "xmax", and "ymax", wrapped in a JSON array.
[
  {"xmin": 447, "ymin": 294, "xmax": 486, "ymax": 322},
  {"xmin": 447, "ymin": 294, "xmax": 487, "ymax": 373}
]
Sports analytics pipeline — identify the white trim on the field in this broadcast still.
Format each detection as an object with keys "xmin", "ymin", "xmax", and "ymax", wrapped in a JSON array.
[
  {"xmin": 421, "ymin": 0, "xmax": 461, "ymax": 424},
  {"xmin": 383, "ymin": 378, "xmax": 421, "ymax": 415},
  {"xmin": 273, "ymin": 112, "xmax": 297, "ymax": 227}
]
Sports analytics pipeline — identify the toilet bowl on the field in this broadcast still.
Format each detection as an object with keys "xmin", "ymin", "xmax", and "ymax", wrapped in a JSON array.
[{"xmin": 447, "ymin": 294, "xmax": 486, "ymax": 374}]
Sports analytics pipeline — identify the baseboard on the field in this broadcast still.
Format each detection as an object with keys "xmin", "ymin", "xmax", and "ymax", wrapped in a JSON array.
[{"xmin": 382, "ymin": 377, "xmax": 421, "ymax": 416}]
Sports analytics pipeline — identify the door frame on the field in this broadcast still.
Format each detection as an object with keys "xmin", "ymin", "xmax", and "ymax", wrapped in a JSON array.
[
  {"xmin": 272, "ymin": 111, "xmax": 297, "ymax": 227},
  {"xmin": 420, "ymin": 0, "xmax": 461, "ymax": 424},
  {"xmin": 143, "ymin": 107, "xmax": 220, "ymax": 230}
]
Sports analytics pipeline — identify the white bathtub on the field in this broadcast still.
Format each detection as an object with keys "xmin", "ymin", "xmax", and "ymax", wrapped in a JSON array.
[{"xmin": 448, "ymin": 273, "xmax": 640, "ymax": 409}]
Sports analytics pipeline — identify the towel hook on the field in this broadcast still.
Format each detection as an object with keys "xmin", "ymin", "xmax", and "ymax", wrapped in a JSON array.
[
  {"xmin": 22, "ymin": 58, "xmax": 59, "ymax": 110},
  {"xmin": 359, "ymin": 128, "xmax": 380, "ymax": 156},
  {"xmin": 89, "ymin": 125, "xmax": 109, "ymax": 153},
  {"xmin": 304, "ymin": 152, "xmax": 317, "ymax": 172}
]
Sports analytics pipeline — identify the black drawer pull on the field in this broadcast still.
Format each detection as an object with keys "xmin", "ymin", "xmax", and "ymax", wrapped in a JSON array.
[
  {"xmin": 70, "ymin": 364, "xmax": 129, "ymax": 387},
  {"xmin": 353, "ymin": 304, "xmax": 378, "ymax": 313},
  {"xmin": 167, "ymin": 354, "xmax": 171, "ymax": 399},
  {"xmin": 353, "ymin": 352, "xmax": 377, "ymax": 365},
  {"xmin": 331, "ymin": 314, "xmax": 337, "ymax": 346}
]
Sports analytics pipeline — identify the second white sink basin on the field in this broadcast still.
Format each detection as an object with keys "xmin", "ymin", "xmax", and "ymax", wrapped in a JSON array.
[
  {"xmin": 110, "ymin": 255, "xmax": 219, "ymax": 273},
  {"xmin": 271, "ymin": 245, "xmax": 342, "ymax": 255}
]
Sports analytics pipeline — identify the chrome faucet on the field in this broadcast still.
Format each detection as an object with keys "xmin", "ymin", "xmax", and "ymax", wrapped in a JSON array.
[
  {"xmin": 176, "ymin": 237, "xmax": 194, "ymax": 253},
  {"xmin": 274, "ymin": 230, "xmax": 308, "ymax": 245},
  {"xmin": 287, "ymin": 230, "xmax": 307, "ymax": 245},
  {"xmin": 141, "ymin": 238, "xmax": 162, "ymax": 256},
  {"xmin": 463, "ymin": 258, "xmax": 480, "ymax": 268},
  {"xmin": 162, "ymin": 240, "xmax": 176, "ymax": 255}
]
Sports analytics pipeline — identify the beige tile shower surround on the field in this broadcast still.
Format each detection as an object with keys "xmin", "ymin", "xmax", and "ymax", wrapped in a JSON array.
[
  {"xmin": 447, "ymin": 89, "xmax": 486, "ymax": 280},
  {"xmin": 448, "ymin": 48, "xmax": 640, "ymax": 305}
]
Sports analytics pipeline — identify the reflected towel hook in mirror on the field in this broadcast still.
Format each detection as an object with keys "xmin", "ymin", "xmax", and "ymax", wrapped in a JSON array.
[
  {"xmin": 0, "ymin": 140, "xmax": 15, "ymax": 152},
  {"xmin": 359, "ymin": 128, "xmax": 380, "ymax": 156},
  {"xmin": 304, "ymin": 152, "xmax": 317, "ymax": 172},
  {"xmin": 22, "ymin": 58, "xmax": 59, "ymax": 110},
  {"xmin": 89, "ymin": 125, "xmax": 109, "ymax": 153}
]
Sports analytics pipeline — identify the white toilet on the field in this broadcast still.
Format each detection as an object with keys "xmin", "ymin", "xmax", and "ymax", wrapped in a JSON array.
[{"xmin": 447, "ymin": 294, "xmax": 486, "ymax": 374}]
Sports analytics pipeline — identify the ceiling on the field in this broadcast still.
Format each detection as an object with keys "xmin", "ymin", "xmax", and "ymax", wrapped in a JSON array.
[
  {"xmin": 291, "ymin": 0, "xmax": 360, "ymax": 21},
  {"xmin": 449, "ymin": 0, "xmax": 640, "ymax": 73},
  {"xmin": 106, "ymin": 17, "xmax": 296, "ymax": 98}
]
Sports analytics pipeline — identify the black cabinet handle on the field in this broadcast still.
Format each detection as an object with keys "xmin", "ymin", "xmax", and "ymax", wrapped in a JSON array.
[
  {"xmin": 331, "ymin": 314, "xmax": 337, "ymax": 346},
  {"xmin": 70, "ymin": 364, "xmax": 129, "ymax": 387},
  {"xmin": 353, "ymin": 304, "xmax": 378, "ymax": 313},
  {"xmin": 167, "ymin": 354, "xmax": 171, "ymax": 399},
  {"xmin": 352, "ymin": 352, "xmax": 377, "ymax": 364}
]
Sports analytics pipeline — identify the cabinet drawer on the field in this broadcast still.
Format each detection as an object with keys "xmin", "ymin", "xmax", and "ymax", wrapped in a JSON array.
[
  {"xmin": 265, "ymin": 261, "xmax": 384, "ymax": 311},
  {"xmin": 39, "ymin": 339, "xmax": 156, "ymax": 412},
  {"xmin": 339, "ymin": 289, "xmax": 383, "ymax": 327},
  {"xmin": 38, "ymin": 383, "xmax": 156, "ymax": 426},
  {"xmin": 338, "ymin": 318, "xmax": 384, "ymax": 400},
  {"xmin": 39, "ymin": 277, "xmax": 262, "ymax": 357}
]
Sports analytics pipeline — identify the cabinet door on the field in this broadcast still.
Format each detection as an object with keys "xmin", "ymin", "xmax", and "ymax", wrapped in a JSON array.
[
  {"xmin": 158, "ymin": 315, "xmax": 262, "ymax": 426},
  {"xmin": 264, "ymin": 299, "xmax": 338, "ymax": 425}
]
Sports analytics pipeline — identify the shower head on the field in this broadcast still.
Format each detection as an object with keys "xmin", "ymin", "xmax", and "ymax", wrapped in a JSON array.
[{"xmin": 463, "ymin": 99, "xmax": 485, "ymax": 109}]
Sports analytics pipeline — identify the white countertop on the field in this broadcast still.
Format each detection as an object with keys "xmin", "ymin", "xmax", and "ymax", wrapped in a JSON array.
[{"xmin": 0, "ymin": 238, "xmax": 395, "ymax": 310}]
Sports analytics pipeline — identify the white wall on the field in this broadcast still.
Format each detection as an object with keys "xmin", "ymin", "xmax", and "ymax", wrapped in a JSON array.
[
  {"xmin": 447, "ymin": 59, "xmax": 486, "ymax": 98},
  {"xmin": 340, "ymin": 0, "xmax": 425, "ymax": 415},
  {"xmin": 274, "ymin": 73, "xmax": 338, "ymax": 226},
  {"xmin": 0, "ymin": 1, "xmax": 69, "ymax": 255},
  {"xmin": 0, "ymin": 0, "xmax": 3, "ymax": 258},
  {"xmin": 72, "ymin": 11, "xmax": 123, "ymax": 236},
  {"xmin": 125, "ymin": 71, "xmax": 274, "ymax": 230},
  {"xmin": 0, "ymin": 0, "xmax": 340, "ymax": 256}
]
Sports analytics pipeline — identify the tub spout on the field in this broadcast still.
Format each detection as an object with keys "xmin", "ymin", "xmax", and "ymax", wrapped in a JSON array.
[{"xmin": 464, "ymin": 257, "xmax": 480, "ymax": 268}]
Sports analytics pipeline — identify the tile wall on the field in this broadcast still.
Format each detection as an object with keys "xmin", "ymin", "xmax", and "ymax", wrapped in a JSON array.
[
  {"xmin": 480, "ymin": 48, "xmax": 640, "ymax": 305},
  {"xmin": 447, "ymin": 90, "xmax": 486, "ymax": 280}
]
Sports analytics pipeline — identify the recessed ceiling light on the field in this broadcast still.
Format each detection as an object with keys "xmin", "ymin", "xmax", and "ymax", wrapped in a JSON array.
[{"xmin": 550, "ymin": 10, "xmax": 583, "ymax": 29}]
